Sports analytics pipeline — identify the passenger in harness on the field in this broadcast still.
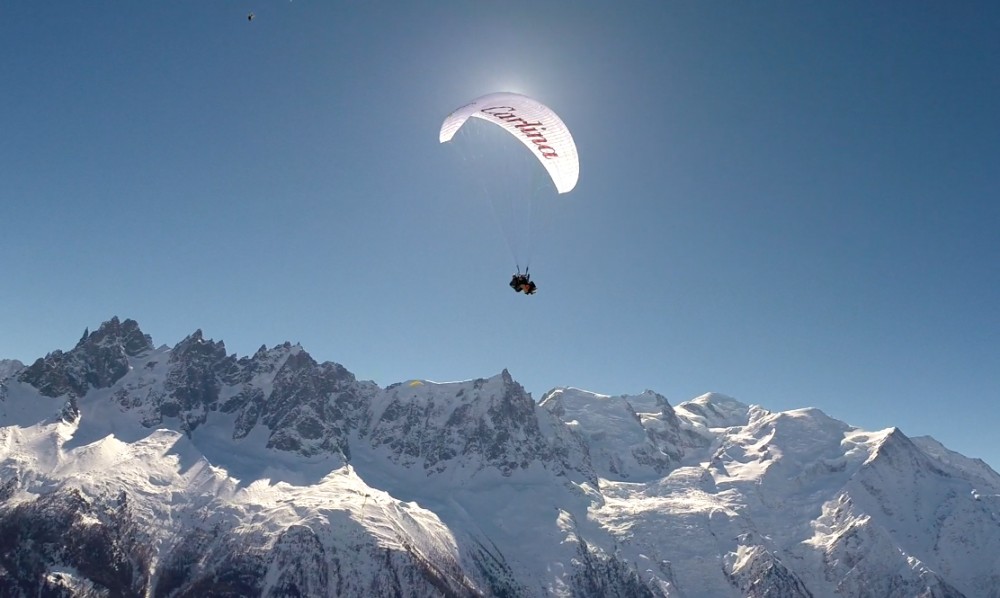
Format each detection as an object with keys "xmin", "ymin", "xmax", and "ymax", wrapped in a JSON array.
[{"xmin": 509, "ymin": 272, "xmax": 537, "ymax": 295}]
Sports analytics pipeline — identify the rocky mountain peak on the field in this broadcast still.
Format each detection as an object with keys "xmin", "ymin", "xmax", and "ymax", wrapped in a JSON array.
[
  {"xmin": 76, "ymin": 316, "xmax": 153, "ymax": 357},
  {"xmin": 859, "ymin": 426, "xmax": 943, "ymax": 476},
  {"xmin": 18, "ymin": 316, "xmax": 153, "ymax": 398},
  {"xmin": 364, "ymin": 372, "xmax": 583, "ymax": 478},
  {"xmin": 170, "ymin": 329, "xmax": 225, "ymax": 361}
]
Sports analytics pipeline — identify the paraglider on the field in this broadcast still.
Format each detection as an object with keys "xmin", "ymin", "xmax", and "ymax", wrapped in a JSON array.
[
  {"xmin": 440, "ymin": 92, "xmax": 579, "ymax": 295},
  {"xmin": 509, "ymin": 272, "xmax": 537, "ymax": 295}
]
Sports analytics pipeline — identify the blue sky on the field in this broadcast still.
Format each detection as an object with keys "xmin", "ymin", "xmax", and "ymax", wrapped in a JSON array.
[{"xmin": 2, "ymin": 2, "xmax": 998, "ymax": 468}]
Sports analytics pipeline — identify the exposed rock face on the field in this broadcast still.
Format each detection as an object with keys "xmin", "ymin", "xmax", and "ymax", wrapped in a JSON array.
[
  {"xmin": 724, "ymin": 543, "xmax": 812, "ymax": 598},
  {"xmin": 0, "ymin": 488, "xmax": 152, "ymax": 598},
  {"xmin": 365, "ymin": 370, "xmax": 591, "ymax": 479},
  {"xmin": 19, "ymin": 317, "xmax": 152, "ymax": 398},
  {"xmin": 2, "ymin": 317, "xmax": 1000, "ymax": 597}
]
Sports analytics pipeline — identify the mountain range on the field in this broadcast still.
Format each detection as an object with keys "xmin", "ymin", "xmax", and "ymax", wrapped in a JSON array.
[{"xmin": 1, "ymin": 316, "xmax": 998, "ymax": 597}]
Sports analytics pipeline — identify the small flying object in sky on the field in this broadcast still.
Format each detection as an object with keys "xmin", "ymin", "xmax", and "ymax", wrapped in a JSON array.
[{"xmin": 248, "ymin": 12, "xmax": 255, "ymax": 22}]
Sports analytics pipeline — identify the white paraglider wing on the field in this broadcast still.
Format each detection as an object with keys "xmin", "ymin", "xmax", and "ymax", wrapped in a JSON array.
[{"xmin": 440, "ymin": 92, "xmax": 579, "ymax": 194}]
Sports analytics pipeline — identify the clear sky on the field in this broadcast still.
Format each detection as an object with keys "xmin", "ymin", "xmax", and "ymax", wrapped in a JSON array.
[{"xmin": 2, "ymin": 2, "xmax": 997, "ymax": 469}]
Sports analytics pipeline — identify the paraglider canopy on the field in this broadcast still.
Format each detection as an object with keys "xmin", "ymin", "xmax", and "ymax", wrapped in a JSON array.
[
  {"xmin": 441, "ymin": 91, "xmax": 579, "ymax": 285},
  {"xmin": 440, "ymin": 92, "xmax": 579, "ymax": 194}
]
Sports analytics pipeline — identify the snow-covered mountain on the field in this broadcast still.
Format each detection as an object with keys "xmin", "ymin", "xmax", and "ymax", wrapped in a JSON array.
[
  {"xmin": 0, "ymin": 359, "xmax": 23, "ymax": 382},
  {"xmin": 2, "ymin": 317, "xmax": 999, "ymax": 597}
]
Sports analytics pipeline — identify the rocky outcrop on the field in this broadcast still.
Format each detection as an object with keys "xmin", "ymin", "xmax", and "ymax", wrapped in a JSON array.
[{"xmin": 18, "ymin": 317, "xmax": 152, "ymax": 398}]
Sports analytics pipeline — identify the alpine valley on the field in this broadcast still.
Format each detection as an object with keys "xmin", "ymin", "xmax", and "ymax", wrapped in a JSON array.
[{"xmin": 1, "ymin": 317, "xmax": 998, "ymax": 597}]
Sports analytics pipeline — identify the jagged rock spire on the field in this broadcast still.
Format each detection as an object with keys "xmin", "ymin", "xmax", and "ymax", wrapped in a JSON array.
[{"xmin": 20, "ymin": 317, "xmax": 153, "ymax": 397}]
